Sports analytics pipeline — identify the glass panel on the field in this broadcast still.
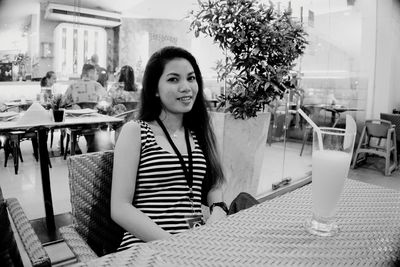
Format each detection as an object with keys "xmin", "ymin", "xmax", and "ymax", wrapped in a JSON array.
[
  {"xmin": 62, "ymin": 28, "xmax": 66, "ymax": 74},
  {"xmin": 264, "ymin": 0, "xmax": 367, "ymax": 196},
  {"xmin": 73, "ymin": 28, "xmax": 78, "ymax": 74},
  {"xmin": 94, "ymin": 31, "xmax": 98, "ymax": 55},
  {"xmin": 84, "ymin": 30, "xmax": 88, "ymax": 63}
]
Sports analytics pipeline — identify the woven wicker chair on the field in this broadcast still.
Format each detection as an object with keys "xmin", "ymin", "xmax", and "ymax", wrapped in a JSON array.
[
  {"xmin": 59, "ymin": 150, "xmax": 124, "ymax": 263},
  {"xmin": 0, "ymin": 187, "xmax": 51, "ymax": 267}
]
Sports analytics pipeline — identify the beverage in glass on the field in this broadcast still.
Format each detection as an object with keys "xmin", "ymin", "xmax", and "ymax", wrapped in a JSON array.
[{"xmin": 305, "ymin": 126, "xmax": 355, "ymax": 236}]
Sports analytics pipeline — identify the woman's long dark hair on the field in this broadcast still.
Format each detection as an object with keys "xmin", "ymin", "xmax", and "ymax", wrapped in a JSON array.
[
  {"xmin": 139, "ymin": 46, "xmax": 225, "ymax": 203},
  {"xmin": 40, "ymin": 71, "xmax": 55, "ymax": 87},
  {"xmin": 118, "ymin": 65, "xmax": 136, "ymax": 92}
]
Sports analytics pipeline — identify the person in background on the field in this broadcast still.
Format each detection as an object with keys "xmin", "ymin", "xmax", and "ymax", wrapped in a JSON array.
[
  {"xmin": 40, "ymin": 71, "xmax": 56, "ymax": 103},
  {"xmin": 62, "ymin": 63, "xmax": 107, "ymax": 152},
  {"xmin": 111, "ymin": 46, "xmax": 227, "ymax": 252},
  {"xmin": 107, "ymin": 65, "xmax": 140, "ymax": 115},
  {"xmin": 90, "ymin": 54, "xmax": 108, "ymax": 88}
]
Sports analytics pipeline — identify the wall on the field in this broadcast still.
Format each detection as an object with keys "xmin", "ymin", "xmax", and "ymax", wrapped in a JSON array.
[
  {"xmin": 38, "ymin": 3, "xmax": 117, "ymax": 80},
  {"xmin": 119, "ymin": 18, "xmax": 192, "ymax": 81},
  {"xmin": 38, "ymin": 6, "xmax": 60, "ymax": 78},
  {"xmin": 390, "ymin": 0, "xmax": 400, "ymax": 111},
  {"xmin": 368, "ymin": 0, "xmax": 400, "ymax": 118}
]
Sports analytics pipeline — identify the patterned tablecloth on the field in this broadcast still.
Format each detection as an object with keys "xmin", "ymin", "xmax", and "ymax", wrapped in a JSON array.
[{"xmin": 77, "ymin": 179, "xmax": 400, "ymax": 266}]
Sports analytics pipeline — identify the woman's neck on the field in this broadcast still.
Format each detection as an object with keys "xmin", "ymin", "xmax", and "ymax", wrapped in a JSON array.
[{"xmin": 159, "ymin": 111, "xmax": 184, "ymax": 133}]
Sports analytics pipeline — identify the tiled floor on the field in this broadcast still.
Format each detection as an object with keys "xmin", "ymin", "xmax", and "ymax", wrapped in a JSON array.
[{"xmin": 1, "ymin": 132, "xmax": 400, "ymax": 266}]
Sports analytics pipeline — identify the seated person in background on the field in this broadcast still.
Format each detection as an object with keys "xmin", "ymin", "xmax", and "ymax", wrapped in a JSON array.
[
  {"xmin": 62, "ymin": 64, "xmax": 106, "ymax": 108},
  {"xmin": 62, "ymin": 64, "xmax": 107, "ymax": 153},
  {"xmin": 107, "ymin": 65, "xmax": 140, "ymax": 115},
  {"xmin": 90, "ymin": 54, "xmax": 108, "ymax": 88},
  {"xmin": 40, "ymin": 71, "xmax": 57, "ymax": 103}
]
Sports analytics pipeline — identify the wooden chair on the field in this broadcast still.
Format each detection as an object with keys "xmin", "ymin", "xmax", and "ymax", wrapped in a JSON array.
[
  {"xmin": 59, "ymin": 151, "xmax": 124, "ymax": 263},
  {"xmin": 380, "ymin": 113, "xmax": 400, "ymax": 155},
  {"xmin": 3, "ymin": 131, "xmax": 52, "ymax": 175},
  {"xmin": 0, "ymin": 186, "xmax": 51, "ymax": 267},
  {"xmin": 63, "ymin": 102, "xmax": 99, "ymax": 159},
  {"xmin": 117, "ymin": 101, "xmax": 138, "ymax": 111},
  {"xmin": 351, "ymin": 119, "xmax": 397, "ymax": 176}
]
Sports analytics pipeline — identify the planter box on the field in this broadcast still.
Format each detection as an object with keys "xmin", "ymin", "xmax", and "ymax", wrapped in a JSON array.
[{"xmin": 210, "ymin": 112, "xmax": 271, "ymax": 205}]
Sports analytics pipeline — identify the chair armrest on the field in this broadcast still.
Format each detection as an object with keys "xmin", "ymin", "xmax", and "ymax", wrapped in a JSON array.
[
  {"xmin": 59, "ymin": 225, "xmax": 98, "ymax": 263},
  {"xmin": 6, "ymin": 198, "xmax": 51, "ymax": 267}
]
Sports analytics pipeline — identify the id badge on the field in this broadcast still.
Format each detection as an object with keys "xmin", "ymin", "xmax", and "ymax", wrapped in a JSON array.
[{"xmin": 184, "ymin": 215, "xmax": 205, "ymax": 229}]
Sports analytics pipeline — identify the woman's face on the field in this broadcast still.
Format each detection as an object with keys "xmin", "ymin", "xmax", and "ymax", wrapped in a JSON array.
[
  {"xmin": 48, "ymin": 74, "xmax": 57, "ymax": 86},
  {"xmin": 157, "ymin": 58, "xmax": 198, "ymax": 116}
]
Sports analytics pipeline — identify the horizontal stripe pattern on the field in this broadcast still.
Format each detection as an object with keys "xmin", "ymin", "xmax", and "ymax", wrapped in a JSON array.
[{"xmin": 117, "ymin": 120, "xmax": 206, "ymax": 252}]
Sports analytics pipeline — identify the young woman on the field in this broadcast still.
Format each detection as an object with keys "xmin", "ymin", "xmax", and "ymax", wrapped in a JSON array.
[
  {"xmin": 107, "ymin": 65, "xmax": 140, "ymax": 114},
  {"xmin": 111, "ymin": 46, "xmax": 227, "ymax": 251},
  {"xmin": 40, "ymin": 71, "xmax": 56, "ymax": 102}
]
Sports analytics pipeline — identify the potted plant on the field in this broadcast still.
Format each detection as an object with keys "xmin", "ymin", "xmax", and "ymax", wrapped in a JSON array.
[
  {"xmin": 189, "ymin": 0, "xmax": 308, "ymax": 203},
  {"xmin": 50, "ymin": 94, "xmax": 65, "ymax": 122}
]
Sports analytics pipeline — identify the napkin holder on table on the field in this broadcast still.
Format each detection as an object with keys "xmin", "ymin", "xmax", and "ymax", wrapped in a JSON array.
[{"xmin": 16, "ymin": 102, "xmax": 53, "ymax": 125}]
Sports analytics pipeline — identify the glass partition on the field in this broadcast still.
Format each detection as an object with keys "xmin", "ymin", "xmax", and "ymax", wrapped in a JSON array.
[{"xmin": 256, "ymin": 0, "xmax": 368, "ymax": 198}]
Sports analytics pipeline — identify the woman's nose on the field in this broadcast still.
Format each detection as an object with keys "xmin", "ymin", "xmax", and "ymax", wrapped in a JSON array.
[{"xmin": 179, "ymin": 81, "xmax": 191, "ymax": 92}]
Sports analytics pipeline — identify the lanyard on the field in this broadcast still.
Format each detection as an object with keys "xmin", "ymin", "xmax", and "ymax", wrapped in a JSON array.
[{"xmin": 156, "ymin": 118, "xmax": 194, "ymax": 201}]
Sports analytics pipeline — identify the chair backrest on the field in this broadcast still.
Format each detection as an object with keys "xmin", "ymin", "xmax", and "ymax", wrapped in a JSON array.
[
  {"xmin": 114, "ymin": 109, "xmax": 138, "ymax": 122},
  {"xmin": 380, "ymin": 113, "xmax": 400, "ymax": 140},
  {"xmin": 67, "ymin": 150, "xmax": 124, "ymax": 256},
  {"xmin": 118, "ymin": 101, "xmax": 138, "ymax": 111},
  {"xmin": 75, "ymin": 102, "xmax": 98, "ymax": 109},
  {"xmin": 0, "ymin": 187, "xmax": 24, "ymax": 266},
  {"xmin": 365, "ymin": 119, "xmax": 392, "ymax": 138}
]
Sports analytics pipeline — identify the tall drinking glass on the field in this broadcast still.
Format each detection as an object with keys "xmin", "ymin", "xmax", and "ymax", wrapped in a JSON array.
[{"xmin": 305, "ymin": 126, "xmax": 356, "ymax": 236}]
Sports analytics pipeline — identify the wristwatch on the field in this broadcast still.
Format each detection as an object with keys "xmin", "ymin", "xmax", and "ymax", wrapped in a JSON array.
[{"xmin": 210, "ymin": 202, "xmax": 228, "ymax": 214}]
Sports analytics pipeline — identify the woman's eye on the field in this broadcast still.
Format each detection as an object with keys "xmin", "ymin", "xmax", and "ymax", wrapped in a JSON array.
[
  {"xmin": 188, "ymin": 76, "xmax": 196, "ymax": 81},
  {"xmin": 167, "ymin": 77, "xmax": 178, "ymax": 82}
]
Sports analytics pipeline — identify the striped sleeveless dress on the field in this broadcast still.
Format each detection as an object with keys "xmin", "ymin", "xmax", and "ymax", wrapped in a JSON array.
[{"xmin": 117, "ymin": 120, "xmax": 207, "ymax": 251}]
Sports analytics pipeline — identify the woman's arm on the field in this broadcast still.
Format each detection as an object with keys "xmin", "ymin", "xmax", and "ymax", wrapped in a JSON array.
[
  {"xmin": 111, "ymin": 121, "xmax": 172, "ymax": 242},
  {"xmin": 206, "ymin": 185, "xmax": 227, "ymax": 224}
]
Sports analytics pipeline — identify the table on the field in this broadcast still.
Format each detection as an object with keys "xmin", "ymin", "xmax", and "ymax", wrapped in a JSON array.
[
  {"xmin": 207, "ymin": 99, "xmax": 219, "ymax": 108},
  {"xmin": 4, "ymin": 100, "xmax": 34, "ymax": 112},
  {"xmin": 321, "ymin": 105, "xmax": 364, "ymax": 127},
  {"xmin": 0, "ymin": 113, "xmax": 123, "ymax": 240},
  {"xmin": 77, "ymin": 179, "xmax": 400, "ymax": 266}
]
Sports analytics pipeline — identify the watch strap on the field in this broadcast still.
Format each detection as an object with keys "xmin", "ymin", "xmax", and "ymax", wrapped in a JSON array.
[{"xmin": 210, "ymin": 202, "xmax": 228, "ymax": 214}]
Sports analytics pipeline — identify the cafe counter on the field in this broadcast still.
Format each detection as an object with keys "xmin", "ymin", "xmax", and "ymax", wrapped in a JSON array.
[{"xmin": 0, "ymin": 81, "xmax": 70, "ymax": 102}]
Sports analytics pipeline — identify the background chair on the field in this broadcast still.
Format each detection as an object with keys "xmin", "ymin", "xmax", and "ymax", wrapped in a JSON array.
[
  {"xmin": 0, "ymin": 186, "xmax": 51, "ymax": 267},
  {"xmin": 117, "ymin": 101, "xmax": 138, "ymax": 111},
  {"xmin": 59, "ymin": 151, "xmax": 124, "ymax": 263},
  {"xmin": 380, "ymin": 113, "xmax": 400, "ymax": 155},
  {"xmin": 3, "ymin": 131, "xmax": 52, "ymax": 175},
  {"xmin": 63, "ymin": 102, "xmax": 99, "ymax": 158},
  {"xmin": 351, "ymin": 119, "xmax": 397, "ymax": 176}
]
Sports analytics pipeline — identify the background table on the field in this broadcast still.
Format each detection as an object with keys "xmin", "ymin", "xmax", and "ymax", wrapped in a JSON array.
[
  {"xmin": 78, "ymin": 179, "xmax": 400, "ymax": 266},
  {"xmin": 0, "ymin": 114, "xmax": 123, "ymax": 243}
]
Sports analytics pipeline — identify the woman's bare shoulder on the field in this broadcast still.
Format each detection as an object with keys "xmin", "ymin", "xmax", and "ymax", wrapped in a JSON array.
[{"xmin": 121, "ymin": 120, "xmax": 141, "ymax": 135}]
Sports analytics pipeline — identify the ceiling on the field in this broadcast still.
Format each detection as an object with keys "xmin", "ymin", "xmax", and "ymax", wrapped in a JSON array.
[
  {"xmin": 0, "ymin": 0, "xmax": 354, "ymax": 20},
  {"xmin": 0, "ymin": 0, "xmax": 360, "ymax": 55}
]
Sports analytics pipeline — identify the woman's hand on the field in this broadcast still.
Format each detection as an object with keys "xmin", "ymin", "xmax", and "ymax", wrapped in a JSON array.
[{"xmin": 206, "ymin": 206, "xmax": 227, "ymax": 225}]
